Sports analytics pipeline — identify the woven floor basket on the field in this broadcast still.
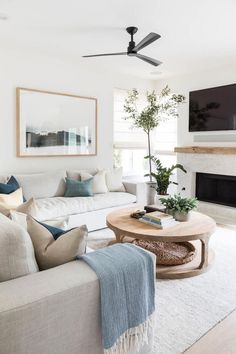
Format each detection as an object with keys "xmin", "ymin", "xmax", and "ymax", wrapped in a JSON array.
[{"xmin": 132, "ymin": 239, "xmax": 196, "ymax": 266}]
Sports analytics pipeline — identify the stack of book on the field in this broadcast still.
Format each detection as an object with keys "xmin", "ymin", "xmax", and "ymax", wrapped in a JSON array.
[{"xmin": 139, "ymin": 211, "xmax": 178, "ymax": 229}]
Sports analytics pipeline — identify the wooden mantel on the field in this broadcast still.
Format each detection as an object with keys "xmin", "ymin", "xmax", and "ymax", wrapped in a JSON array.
[{"xmin": 174, "ymin": 146, "xmax": 236, "ymax": 154}]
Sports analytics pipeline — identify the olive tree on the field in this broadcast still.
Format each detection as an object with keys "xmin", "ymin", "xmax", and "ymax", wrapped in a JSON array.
[{"xmin": 123, "ymin": 86, "xmax": 185, "ymax": 181}]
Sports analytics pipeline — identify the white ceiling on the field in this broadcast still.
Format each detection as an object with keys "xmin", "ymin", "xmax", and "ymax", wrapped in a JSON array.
[{"xmin": 1, "ymin": 0, "xmax": 236, "ymax": 80}]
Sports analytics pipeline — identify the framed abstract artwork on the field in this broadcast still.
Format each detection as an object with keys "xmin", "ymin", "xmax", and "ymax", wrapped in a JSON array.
[{"xmin": 16, "ymin": 88, "xmax": 97, "ymax": 157}]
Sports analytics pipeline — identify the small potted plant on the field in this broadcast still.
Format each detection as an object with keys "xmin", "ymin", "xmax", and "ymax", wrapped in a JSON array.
[
  {"xmin": 145, "ymin": 155, "xmax": 187, "ymax": 205},
  {"xmin": 160, "ymin": 194, "xmax": 198, "ymax": 221}
]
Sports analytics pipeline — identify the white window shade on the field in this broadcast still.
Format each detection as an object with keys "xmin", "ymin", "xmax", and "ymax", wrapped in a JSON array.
[
  {"xmin": 152, "ymin": 118, "xmax": 177, "ymax": 153},
  {"xmin": 113, "ymin": 88, "xmax": 178, "ymax": 176},
  {"xmin": 114, "ymin": 88, "xmax": 177, "ymax": 153},
  {"xmin": 114, "ymin": 88, "xmax": 147, "ymax": 149}
]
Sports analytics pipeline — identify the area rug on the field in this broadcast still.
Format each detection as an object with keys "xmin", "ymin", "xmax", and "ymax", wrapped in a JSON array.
[{"xmin": 88, "ymin": 226, "xmax": 236, "ymax": 354}]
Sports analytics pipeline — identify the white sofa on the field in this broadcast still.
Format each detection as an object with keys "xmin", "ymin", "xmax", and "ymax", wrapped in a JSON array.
[{"xmin": 0, "ymin": 170, "xmax": 147, "ymax": 231}]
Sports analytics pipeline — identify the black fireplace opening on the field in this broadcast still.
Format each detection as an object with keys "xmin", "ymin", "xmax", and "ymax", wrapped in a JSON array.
[{"xmin": 196, "ymin": 172, "xmax": 236, "ymax": 208}]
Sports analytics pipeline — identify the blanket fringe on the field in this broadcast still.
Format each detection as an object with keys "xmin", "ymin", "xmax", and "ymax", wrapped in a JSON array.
[{"xmin": 104, "ymin": 313, "xmax": 155, "ymax": 354}]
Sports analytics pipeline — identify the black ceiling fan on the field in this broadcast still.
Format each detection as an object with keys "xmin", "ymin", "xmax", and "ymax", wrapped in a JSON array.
[{"xmin": 82, "ymin": 26, "xmax": 162, "ymax": 67}]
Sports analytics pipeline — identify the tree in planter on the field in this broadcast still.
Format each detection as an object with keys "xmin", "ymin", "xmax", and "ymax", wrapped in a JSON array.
[
  {"xmin": 123, "ymin": 86, "xmax": 185, "ymax": 181},
  {"xmin": 145, "ymin": 155, "xmax": 187, "ymax": 195}
]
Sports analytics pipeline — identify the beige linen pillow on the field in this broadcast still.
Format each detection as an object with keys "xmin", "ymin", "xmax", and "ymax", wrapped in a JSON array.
[
  {"xmin": 0, "ymin": 188, "xmax": 23, "ymax": 210},
  {"xmin": 0, "ymin": 213, "xmax": 38, "ymax": 282},
  {"xmin": 80, "ymin": 170, "xmax": 108, "ymax": 194},
  {"xmin": 27, "ymin": 216, "xmax": 88, "ymax": 270},
  {"xmin": 106, "ymin": 167, "xmax": 125, "ymax": 192},
  {"xmin": 0, "ymin": 197, "xmax": 38, "ymax": 217}
]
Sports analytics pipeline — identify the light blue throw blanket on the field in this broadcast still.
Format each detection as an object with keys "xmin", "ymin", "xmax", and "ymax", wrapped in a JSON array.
[{"xmin": 79, "ymin": 243, "xmax": 155, "ymax": 354}]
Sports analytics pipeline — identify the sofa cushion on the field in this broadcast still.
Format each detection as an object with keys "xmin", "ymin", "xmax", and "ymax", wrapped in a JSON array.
[
  {"xmin": 106, "ymin": 167, "xmax": 125, "ymax": 192},
  {"xmin": 14, "ymin": 170, "xmax": 66, "ymax": 200},
  {"xmin": 27, "ymin": 216, "xmax": 88, "ymax": 270},
  {"xmin": 34, "ymin": 192, "xmax": 136, "ymax": 221},
  {"xmin": 80, "ymin": 170, "xmax": 108, "ymax": 194},
  {"xmin": 64, "ymin": 177, "xmax": 93, "ymax": 197},
  {"xmin": 0, "ymin": 213, "xmax": 38, "ymax": 282}
]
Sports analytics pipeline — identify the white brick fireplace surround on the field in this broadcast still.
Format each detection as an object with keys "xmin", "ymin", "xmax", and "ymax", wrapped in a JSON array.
[{"xmin": 176, "ymin": 147, "xmax": 236, "ymax": 225}]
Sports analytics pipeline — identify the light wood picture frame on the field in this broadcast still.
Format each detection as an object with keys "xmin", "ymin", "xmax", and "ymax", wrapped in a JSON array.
[{"xmin": 16, "ymin": 88, "xmax": 97, "ymax": 157}]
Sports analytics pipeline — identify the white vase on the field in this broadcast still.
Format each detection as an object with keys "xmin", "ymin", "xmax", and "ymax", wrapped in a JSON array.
[
  {"xmin": 146, "ymin": 182, "xmax": 157, "ymax": 205},
  {"xmin": 154, "ymin": 194, "xmax": 169, "ymax": 207}
]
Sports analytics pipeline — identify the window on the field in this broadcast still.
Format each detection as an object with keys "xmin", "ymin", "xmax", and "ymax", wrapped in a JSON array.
[{"xmin": 113, "ymin": 88, "xmax": 177, "ymax": 177}]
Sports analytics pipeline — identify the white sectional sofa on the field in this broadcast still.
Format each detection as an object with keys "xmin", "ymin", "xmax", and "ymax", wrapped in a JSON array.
[
  {"xmin": 0, "ymin": 174, "xmax": 154, "ymax": 354},
  {"xmin": 0, "ymin": 169, "xmax": 147, "ymax": 231}
]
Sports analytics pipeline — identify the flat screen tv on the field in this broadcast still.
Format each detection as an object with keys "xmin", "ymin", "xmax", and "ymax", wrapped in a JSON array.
[{"xmin": 189, "ymin": 83, "xmax": 236, "ymax": 132}]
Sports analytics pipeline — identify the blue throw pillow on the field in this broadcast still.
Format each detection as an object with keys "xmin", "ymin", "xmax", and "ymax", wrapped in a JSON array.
[
  {"xmin": 0, "ymin": 176, "xmax": 19, "ymax": 194},
  {"xmin": 0, "ymin": 176, "xmax": 26, "ymax": 202},
  {"xmin": 38, "ymin": 221, "xmax": 66, "ymax": 240},
  {"xmin": 64, "ymin": 177, "xmax": 93, "ymax": 197},
  {"xmin": 38, "ymin": 221, "xmax": 83, "ymax": 243}
]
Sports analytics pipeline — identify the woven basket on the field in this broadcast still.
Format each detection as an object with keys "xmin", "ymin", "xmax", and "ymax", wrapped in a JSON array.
[{"xmin": 132, "ymin": 239, "xmax": 196, "ymax": 266}]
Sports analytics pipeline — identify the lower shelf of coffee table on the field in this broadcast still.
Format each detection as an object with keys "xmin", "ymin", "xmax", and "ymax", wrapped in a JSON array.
[
  {"xmin": 156, "ymin": 241, "xmax": 215, "ymax": 279},
  {"xmin": 111, "ymin": 237, "xmax": 215, "ymax": 279}
]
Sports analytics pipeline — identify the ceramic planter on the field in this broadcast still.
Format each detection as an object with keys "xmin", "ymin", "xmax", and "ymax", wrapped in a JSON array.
[
  {"xmin": 146, "ymin": 181, "xmax": 157, "ymax": 205},
  {"xmin": 166, "ymin": 208, "xmax": 175, "ymax": 216},
  {"xmin": 174, "ymin": 211, "xmax": 190, "ymax": 222}
]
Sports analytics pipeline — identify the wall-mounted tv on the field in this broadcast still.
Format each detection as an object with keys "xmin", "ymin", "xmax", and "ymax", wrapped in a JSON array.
[{"xmin": 189, "ymin": 83, "xmax": 236, "ymax": 132}]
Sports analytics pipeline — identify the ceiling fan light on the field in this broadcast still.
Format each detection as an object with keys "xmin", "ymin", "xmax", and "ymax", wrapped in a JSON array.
[{"xmin": 82, "ymin": 26, "xmax": 162, "ymax": 67}]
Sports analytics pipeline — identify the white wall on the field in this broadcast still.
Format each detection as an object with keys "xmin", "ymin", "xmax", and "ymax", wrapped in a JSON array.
[
  {"xmin": 0, "ymin": 47, "xmax": 153, "ymax": 175},
  {"xmin": 155, "ymin": 64, "xmax": 236, "ymax": 147}
]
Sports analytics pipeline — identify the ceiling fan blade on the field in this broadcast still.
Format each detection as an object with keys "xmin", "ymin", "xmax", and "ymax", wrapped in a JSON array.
[
  {"xmin": 82, "ymin": 52, "xmax": 127, "ymax": 58},
  {"xmin": 133, "ymin": 32, "xmax": 161, "ymax": 52},
  {"xmin": 135, "ymin": 54, "xmax": 162, "ymax": 66}
]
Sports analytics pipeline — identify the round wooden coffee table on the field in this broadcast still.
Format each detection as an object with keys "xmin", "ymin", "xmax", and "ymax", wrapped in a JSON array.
[{"xmin": 106, "ymin": 208, "xmax": 216, "ymax": 279}]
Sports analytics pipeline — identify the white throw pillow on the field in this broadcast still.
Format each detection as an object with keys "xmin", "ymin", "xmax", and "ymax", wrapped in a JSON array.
[
  {"xmin": 66, "ymin": 169, "xmax": 98, "ymax": 181},
  {"xmin": 0, "ymin": 197, "xmax": 38, "ymax": 218},
  {"xmin": 0, "ymin": 213, "xmax": 38, "ymax": 282},
  {"xmin": 0, "ymin": 188, "xmax": 23, "ymax": 210},
  {"xmin": 0, "ymin": 176, "xmax": 6, "ymax": 183},
  {"xmin": 106, "ymin": 167, "xmax": 125, "ymax": 192},
  {"xmin": 80, "ymin": 170, "xmax": 108, "ymax": 194}
]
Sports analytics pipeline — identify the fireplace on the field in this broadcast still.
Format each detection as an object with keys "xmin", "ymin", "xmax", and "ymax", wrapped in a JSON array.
[{"xmin": 196, "ymin": 172, "xmax": 236, "ymax": 208}]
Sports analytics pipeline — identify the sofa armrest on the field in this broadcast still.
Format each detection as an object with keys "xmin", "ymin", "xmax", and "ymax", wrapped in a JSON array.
[
  {"xmin": 0, "ymin": 261, "xmax": 98, "ymax": 313},
  {"xmin": 0, "ymin": 252, "xmax": 156, "ymax": 354},
  {"xmin": 0, "ymin": 261, "xmax": 103, "ymax": 354},
  {"xmin": 123, "ymin": 180, "xmax": 147, "ymax": 205}
]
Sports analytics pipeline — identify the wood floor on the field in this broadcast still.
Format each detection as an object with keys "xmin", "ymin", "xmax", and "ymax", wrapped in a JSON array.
[
  {"xmin": 185, "ymin": 309, "xmax": 236, "ymax": 354},
  {"xmin": 184, "ymin": 223, "xmax": 236, "ymax": 353}
]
